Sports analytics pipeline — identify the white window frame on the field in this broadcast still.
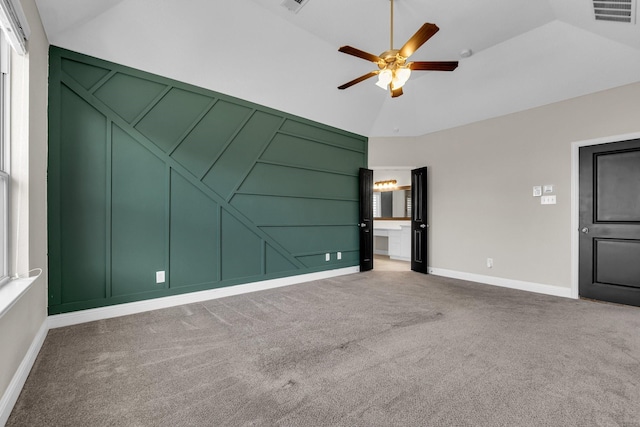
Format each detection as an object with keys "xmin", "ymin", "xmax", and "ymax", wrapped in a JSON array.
[{"xmin": 0, "ymin": 30, "xmax": 10, "ymax": 286}]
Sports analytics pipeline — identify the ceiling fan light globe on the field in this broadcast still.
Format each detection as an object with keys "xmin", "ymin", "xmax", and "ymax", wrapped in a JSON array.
[
  {"xmin": 378, "ymin": 69, "xmax": 393, "ymax": 85},
  {"xmin": 391, "ymin": 77, "xmax": 405, "ymax": 90},
  {"xmin": 396, "ymin": 67, "xmax": 411, "ymax": 85}
]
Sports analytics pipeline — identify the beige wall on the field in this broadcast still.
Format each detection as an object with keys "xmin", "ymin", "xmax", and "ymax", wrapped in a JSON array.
[
  {"xmin": 0, "ymin": 0, "xmax": 48, "ymax": 403},
  {"xmin": 370, "ymin": 81, "xmax": 640, "ymax": 289}
]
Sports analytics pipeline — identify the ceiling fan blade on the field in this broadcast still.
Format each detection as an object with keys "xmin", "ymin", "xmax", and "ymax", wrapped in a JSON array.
[
  {"xmin": 338, "ymin": 46, "xmax": 383, "ymax": 64},
  {"xmin": 409, "ymin": 61, "xmax": 459, "ymax": 71},
  {"xmin": 399, "ymin": 23, "xmax": 439, "ymax": 58},
  {"xmin": 338, "ymin": 71, "xmax": 379, "ymax": 90},
  {"xmin": 391, "ymin": 87, "xmax": 403, "ymax": 98}
]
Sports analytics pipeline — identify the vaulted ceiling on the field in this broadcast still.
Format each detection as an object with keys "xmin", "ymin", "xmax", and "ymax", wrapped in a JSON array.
[{"xmin": 35, "ymin": 0, "xmax": 640, "ymax": 137}]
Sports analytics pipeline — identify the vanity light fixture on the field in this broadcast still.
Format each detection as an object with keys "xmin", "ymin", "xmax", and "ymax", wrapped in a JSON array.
[{"xmin": 374, "ymin": 179, "xmax": 398, "ymax": 190}]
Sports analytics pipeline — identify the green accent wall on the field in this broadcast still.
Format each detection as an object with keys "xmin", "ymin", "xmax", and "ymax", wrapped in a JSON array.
[{"xmin": 47, "ymin": 47, "xmax": 367, "ymax": 314}]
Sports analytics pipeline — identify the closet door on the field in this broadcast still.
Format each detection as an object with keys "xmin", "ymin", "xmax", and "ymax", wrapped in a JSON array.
[{"xmin": 579, "ymin": 139, "xmax": 640, "ymax": 306}]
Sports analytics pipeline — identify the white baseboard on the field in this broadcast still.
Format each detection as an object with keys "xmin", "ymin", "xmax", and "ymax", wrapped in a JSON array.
[
  {"xmin": 49, "ymin": 267, "xmax": 360, "ymax": 329},
  {"xmin": 0, "ymin": 320, "xmax": 48, "ymax": 426},
  {"xmin": 428, "ymin": 267, "xmax": 574, "ymax": 299}
]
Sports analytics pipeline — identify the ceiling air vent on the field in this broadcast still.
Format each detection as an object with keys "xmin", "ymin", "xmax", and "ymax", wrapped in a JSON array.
[
  {"xmin": 281, "ymin": 0, "xmax": 309, "ymax": 14},
  {"xmin": 593, "ymin": 0, "xmax": 636, "ymax": 24}
]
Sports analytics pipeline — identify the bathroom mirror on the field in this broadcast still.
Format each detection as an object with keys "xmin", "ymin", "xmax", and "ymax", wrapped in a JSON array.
[{"xmin": 373, "ymin": 186, "xmax": 411, "ymax": 220}]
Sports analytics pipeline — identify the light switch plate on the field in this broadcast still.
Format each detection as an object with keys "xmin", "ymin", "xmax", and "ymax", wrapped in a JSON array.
[
  {"xmin": 543, "ymin": 185, "xmax": 554, "ymax": 194},
  {"xmin": 541, "ymin": 195, "xmax": 556, "ymax": 205},
  {"xmin": 533, "ymin": 186, "xmax": 542, "ymax": 197}
]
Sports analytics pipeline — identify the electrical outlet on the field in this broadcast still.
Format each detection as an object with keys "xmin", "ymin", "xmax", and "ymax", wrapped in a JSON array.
[
  {"xmin": 337, "ymin": 252, "xmax": 342, "ymax": 260},
  {"xmin": 486, "ymin": 258, "xmax": 493, "ymax": 268},
  {"xmin": 156, "ymin": 271, "xmax": 165, "ymax": 284},
  {"xmin": 325, "ymin": 253, "xmax": 330, "ymax": 262}
]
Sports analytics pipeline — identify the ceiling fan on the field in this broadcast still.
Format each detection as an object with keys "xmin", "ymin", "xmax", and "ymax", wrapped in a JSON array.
[{"xmin": 337, "ymin": 0, "xmax": 458, "ymax": 98}]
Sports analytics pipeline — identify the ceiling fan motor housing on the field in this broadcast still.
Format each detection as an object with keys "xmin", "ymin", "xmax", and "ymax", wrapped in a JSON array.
[{"xmin": 378, "ymin": 49, "xmax": 407, "ymax": 69}]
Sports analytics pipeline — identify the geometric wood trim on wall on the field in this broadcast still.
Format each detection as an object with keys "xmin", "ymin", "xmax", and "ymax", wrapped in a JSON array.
[{"xmin": 47, "ymin": 46, "xmax": 367, "ymax": 314}]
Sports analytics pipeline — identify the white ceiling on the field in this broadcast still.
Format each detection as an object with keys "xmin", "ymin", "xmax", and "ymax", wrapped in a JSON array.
[{"xmin": 35, "ymin": 0, "xmax": 640, "ymax": 137}]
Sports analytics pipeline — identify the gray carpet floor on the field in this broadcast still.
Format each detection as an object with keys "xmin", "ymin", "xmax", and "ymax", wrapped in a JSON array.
[{"xmin": 8, "ymin": 270, "xmax": 640, "ymax": 426}]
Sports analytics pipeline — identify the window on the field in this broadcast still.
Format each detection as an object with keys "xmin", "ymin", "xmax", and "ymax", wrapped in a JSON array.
[
  {"xmin": 405, "ymin": 190, "xmax": 412, "ymax": 218},
  {"xmin": 0, "ymin": 31, "xmax": 9, "ymax": 285},
  {"xmin": 373, "ymin": 192, "xmax": 381, "ymax": 218}
]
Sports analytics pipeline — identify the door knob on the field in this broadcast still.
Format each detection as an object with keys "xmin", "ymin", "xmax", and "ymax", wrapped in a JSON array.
[
  {"xmin": 420, "ymin": 224, "xmax": 426, "ymax": 229},
  {"xmin": 581, "ymin": 227, "xmax": 589, "ymax": 234}
]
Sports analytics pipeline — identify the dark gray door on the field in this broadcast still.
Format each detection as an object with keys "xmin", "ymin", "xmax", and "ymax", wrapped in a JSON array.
[
  {"xmin": 411, "ymin": 167, "xmax": 428, "ymax": 273},
  {"xmin": 579, "ymin": 139, "xmax": 640, "ymax": 306},
  {"xmin": 359, "ymin": 168, "xmax": 373, "ymax": 272}
]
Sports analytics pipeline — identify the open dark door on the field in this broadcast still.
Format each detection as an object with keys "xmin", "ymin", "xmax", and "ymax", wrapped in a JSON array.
[
  {"xmin": 411, "ymin": 167, "xmax": 428, "ymax": 273},
  {"xmin": 579, "ymin": 139, "xmax": 640, "ymax": 306},
  {"xmin": 359, "ymin": 168, "xmax": 374, "ymax": 271}
]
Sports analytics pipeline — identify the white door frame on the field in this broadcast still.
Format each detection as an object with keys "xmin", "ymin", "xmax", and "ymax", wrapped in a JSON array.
[{"xmin": 570, "ymin": 131, "xmax": 640, "ymax": 299}]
